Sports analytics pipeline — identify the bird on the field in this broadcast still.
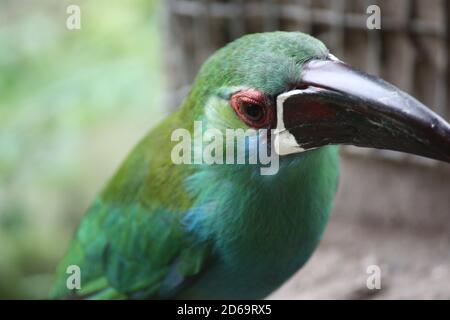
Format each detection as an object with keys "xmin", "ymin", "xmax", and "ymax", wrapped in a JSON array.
[{"xmin": 51, "ymin": 31, "xmax": 450, "ymax": 299}]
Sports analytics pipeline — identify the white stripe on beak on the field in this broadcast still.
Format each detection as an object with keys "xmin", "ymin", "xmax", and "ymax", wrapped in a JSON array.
[{"xmin": 273, "ymin": 90, "xmax": 306, "ymax": 156}]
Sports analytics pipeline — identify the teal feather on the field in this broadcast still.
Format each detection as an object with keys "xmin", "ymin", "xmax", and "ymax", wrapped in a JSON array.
[{"xmin": 180, "ymin": 147, "xmax": 339, "ymax": 299}]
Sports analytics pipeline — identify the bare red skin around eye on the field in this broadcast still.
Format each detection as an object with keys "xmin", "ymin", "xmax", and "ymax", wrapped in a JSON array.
[{"xmin": 230, "ymin": 89, "xmax": 274, "ymax": 128}]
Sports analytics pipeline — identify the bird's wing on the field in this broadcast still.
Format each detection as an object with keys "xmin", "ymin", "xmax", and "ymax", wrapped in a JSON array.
[
  {"xmin": 50, "ymin": 198, "xmax": 211, "ymax": 299},
  {"xmin": 51, "ymin": 113, "xmax": 213, "ymax": 299}
]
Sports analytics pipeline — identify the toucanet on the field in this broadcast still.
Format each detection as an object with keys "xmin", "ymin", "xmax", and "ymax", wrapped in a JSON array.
[{"xmin": 51, "ymin": 32, "xmax": 450, "ymax": 299}]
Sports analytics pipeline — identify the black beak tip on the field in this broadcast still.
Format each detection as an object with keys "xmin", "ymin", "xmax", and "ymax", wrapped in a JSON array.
[{"xmin": 288, "ymin": 58, "xmax": 450, "ymax": 164}]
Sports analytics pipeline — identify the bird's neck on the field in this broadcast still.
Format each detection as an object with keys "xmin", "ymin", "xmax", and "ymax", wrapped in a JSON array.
[{"xmin": 184, "ymin": 146, "xmax": 340, "ymax": 272}]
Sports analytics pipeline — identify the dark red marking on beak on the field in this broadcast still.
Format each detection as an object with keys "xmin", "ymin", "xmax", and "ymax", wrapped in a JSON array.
[{"xmin": 280, "ymin": 58, "xmax": 450, "ymax": 163}]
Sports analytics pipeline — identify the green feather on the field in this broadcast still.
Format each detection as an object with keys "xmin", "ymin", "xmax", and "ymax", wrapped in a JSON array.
[{"xmin": 52, "ymin": 32, "xmax": 339, "ymax": 299}]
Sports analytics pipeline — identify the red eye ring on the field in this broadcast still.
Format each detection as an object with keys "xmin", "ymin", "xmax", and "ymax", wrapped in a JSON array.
[{"xmin": 230, "ymin": 89, "xmax": 273, "ymax": 128}]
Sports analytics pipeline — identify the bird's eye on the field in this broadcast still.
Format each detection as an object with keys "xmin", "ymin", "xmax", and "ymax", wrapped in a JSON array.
[
  {"xmin": 230, "ymin": 90, "xmax": 273, "ymax": 128},
  {"xmin": 240, "ymin": 102, "xmax": 264, "ymax": 122}
]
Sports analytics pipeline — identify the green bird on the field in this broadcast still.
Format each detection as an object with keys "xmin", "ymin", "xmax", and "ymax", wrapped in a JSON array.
[{"xmin": 51, "ymin": 32, "xmax": 450, "ymax": 299}]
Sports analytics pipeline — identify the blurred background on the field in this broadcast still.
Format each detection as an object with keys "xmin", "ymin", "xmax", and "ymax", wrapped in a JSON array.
[{"xmin": 0, "ymin": 0, "xmax": 449, "ymax": 299}]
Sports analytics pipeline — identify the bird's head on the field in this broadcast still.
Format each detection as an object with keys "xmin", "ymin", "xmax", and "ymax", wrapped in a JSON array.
[{"xmin": 180, "ymin": 32, "xmax": 450, "ymax": 167}]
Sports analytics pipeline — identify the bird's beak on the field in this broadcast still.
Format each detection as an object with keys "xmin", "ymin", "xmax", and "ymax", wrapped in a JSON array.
[{"xmin": 274, "ymin": 56, "xmax": 450, "ymax": 163}]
